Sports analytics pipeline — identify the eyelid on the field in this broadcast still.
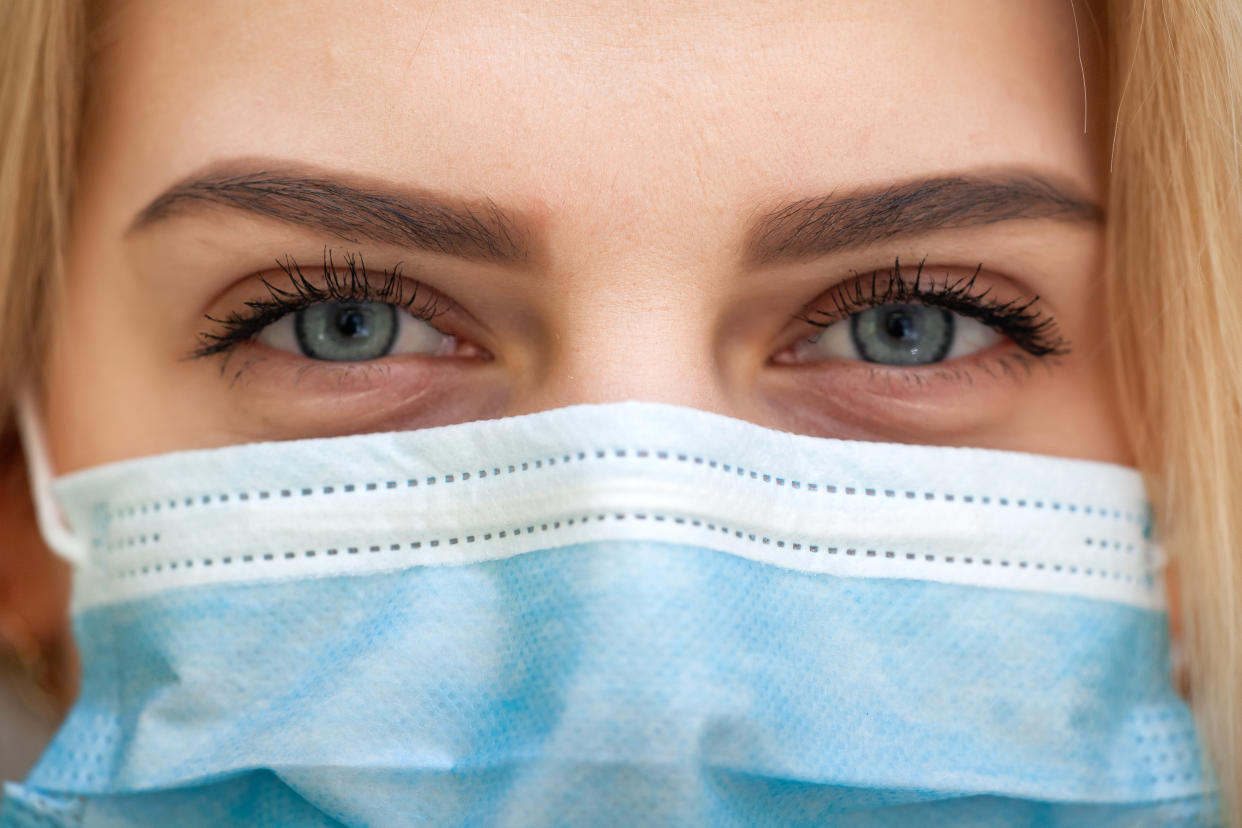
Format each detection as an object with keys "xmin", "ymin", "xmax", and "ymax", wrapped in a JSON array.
[
  {"xmin": 792, "ymin": 257, "xmax": 1069, "ymax": 359},
  {"xmin": 190, "ymin": 251, "xmax": 463, "ymax": 360}
]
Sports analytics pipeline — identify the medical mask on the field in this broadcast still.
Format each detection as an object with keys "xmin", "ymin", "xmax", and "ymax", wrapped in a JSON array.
[{"xmin": 2, "ymin": 400, "xmax": 1220, "ymax": 826}]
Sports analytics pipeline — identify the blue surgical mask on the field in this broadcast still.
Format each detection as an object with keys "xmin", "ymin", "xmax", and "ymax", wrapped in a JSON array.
[{"xmin": 2, "ymin": 401, "xmax": 1221, "ymax": 826}]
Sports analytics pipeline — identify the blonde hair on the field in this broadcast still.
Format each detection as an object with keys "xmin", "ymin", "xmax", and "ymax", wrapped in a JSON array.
[
  {"xmin": 0, "ymin": 1, "xmax": 81, "ymax": 459},
  {"xmin": 0, "ymin": 0, "xmax": 1238, "ymax": 820},
  {"xmin": 1106, "ymin": 0, "xmax": 1242, "ymax": 816}
]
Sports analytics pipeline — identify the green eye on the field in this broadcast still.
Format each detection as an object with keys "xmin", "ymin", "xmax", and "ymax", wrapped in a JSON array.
[
  {"xmin": 256, "ymin": 301, "xmax": 454, "ymax": 362},
  {"xmin": 850, "ymin": 304, "xmax": 954, "ymax": 366},
  {"xmin": 295, "ymin": 302, "xmax": 397, "ymax": 362},
  {"xmin": 792, "ymin": 303, "xmax": 1003, "ymax": 366}
]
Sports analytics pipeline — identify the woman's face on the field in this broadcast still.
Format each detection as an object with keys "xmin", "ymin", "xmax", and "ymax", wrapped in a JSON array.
[{"xmin": 45, "ymin": 0, "xmax": 1121, "ymax": 474}]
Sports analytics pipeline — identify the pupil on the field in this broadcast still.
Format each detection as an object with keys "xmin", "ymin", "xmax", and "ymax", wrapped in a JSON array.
[
  {"xmin": 293, "ymin": 301, "xmax": 398, "ymax": 362},
  {"xmin": 336, "ymin": 307, "xmax": 370, "ymax": 339},
  {"xmin": 884, "ymin": 310, "xmax": 918, "ymax": 342}
]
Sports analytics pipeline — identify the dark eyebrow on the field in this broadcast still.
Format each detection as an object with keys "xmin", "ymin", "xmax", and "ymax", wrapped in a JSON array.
[
  {"xmin": 745, "ymin": 171, "xmax": 1103, "ymax": 266},
  {"xmin": 129, "ymin": 161, "xmax": 532, "ymax": 264}
]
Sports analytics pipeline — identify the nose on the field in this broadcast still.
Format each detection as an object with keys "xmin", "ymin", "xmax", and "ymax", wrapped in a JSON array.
[{"xmin": 504, "ymin": 264, "xmax": 741, "ymax": 418}]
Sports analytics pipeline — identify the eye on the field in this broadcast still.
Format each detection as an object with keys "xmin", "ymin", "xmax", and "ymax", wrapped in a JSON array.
[
  {"xmin": 772, "ymin": 259, "xmax": 1068, "ymax": 369},
  {"xmin": 256, "ymin": 301, "xmax": 457, "ymax": 362},
  {"xmin": 795, "ymin": 303, "xmax": 1003, "ymax": 366}
]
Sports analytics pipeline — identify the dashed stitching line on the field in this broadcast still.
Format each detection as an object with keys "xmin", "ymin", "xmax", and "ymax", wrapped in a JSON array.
[
  {"xmin": 108, "ymin": 447, "xmax": 1143, "ymax": 525},
  {"xmin": 1139, "ymin": 771, "xmax": 1203, "ymax": 785},
  {"xmin": 1085, "ymin": 537, "xmax": 1138, "ymax": 553},
  {"xmin": 103, "ymin": 521, "xmax": 1152, "ymax": 559},
  {"xmin": 101, "ymin": 510, "xmax": 1157, "ymax": 587}
]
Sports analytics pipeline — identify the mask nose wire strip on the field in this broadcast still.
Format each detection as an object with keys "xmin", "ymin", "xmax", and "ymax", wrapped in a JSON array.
[{"xmin": 15, "ymin": 392, "xmax": 88, "ymax": 565}]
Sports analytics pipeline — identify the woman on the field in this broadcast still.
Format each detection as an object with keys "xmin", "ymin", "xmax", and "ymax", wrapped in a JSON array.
[{"xmin": 0, "ymin": 0, "xmax": 1233, "ymax": 824}]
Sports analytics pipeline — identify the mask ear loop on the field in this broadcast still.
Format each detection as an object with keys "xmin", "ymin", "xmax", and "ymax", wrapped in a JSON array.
[{"xmin": 14, "ymin": 393, "xmax": 88, "ymax": 565}]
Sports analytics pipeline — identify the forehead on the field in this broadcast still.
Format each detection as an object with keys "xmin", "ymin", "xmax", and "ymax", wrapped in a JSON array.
[{"xmin": 87, "ymin": 0, "xmax": 1101, "ymax": 249}]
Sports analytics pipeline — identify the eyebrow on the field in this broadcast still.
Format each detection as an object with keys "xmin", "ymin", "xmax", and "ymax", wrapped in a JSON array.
[
  {"xmin": 133, "ymin": 162, "xmax": 1100, "ymax": 269},
  {"xmin": 745, "ymin": 171, "xmax": 1103, "ymax": 266},
  {"xmin": 130, "ymin": 162, "xmax": 532, "ymax": 264}
]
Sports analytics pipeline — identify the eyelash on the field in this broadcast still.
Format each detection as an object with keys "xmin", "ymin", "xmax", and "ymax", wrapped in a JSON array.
[
  {"xmin": 193, "ymin": 253, "xmax": 1066, "ymax": 368},
  {"xmin": 192, "ymin": 251, "xmax": 450, "ymax": 359},
  {"xmin": 796, "ymin": 257, "xmax": 1070, "ymax": 358}
]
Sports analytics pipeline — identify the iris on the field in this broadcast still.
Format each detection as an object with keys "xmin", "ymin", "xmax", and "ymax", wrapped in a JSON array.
[
  {"xmin": 850, "ymin": 304, "xmax": 954, "ymax": 365},
  {"xmin": 294, "ymin": 302, "xmax": 398, "ymax": 361}
]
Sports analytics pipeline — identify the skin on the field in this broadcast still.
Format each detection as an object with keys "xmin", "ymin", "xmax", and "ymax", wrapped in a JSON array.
[
  {"xmin": 17, "ymin": 0, "xmax": 1190, "ymax": 697},
  {"xmin": 43, "ymin": 0, "xmax": 1128, "ymax": 469}
]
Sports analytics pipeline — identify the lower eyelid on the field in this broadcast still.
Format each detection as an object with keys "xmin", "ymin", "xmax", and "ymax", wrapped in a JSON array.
[
  {"xmin": 760, "ymin": 350, "xmax": 1047, "ymax": 445},
  {"xmin": 777, "ymin": 347, "xmax": 1044, "ymax": 393},
  {"xmin": 219, "ymin": 342, "xmax": 465, "ymax": 391}
]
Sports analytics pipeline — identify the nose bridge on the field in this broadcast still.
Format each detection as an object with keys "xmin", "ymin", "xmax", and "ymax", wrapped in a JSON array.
[{"xmin": 511, "ymin": 257, "xmax": 734, "ymax": 416}]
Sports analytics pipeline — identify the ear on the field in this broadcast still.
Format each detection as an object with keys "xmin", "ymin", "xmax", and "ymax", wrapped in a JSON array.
[{"xmin": 0, "ymin": 433, "xmax": 76, "ymax": 708}]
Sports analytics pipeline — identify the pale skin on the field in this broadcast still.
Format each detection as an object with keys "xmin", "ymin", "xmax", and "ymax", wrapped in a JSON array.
[
  {"xmin": 9, "ymin": 0, "xmax": 1186, "ymax": 693},
  {"xmin": 50, "ymin": 0, "xmax": 1125, "ymax": 463}
]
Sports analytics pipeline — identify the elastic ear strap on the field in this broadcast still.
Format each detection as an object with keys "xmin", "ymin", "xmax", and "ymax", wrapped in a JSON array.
[{"xmin": 14, "ymin": 393, "xmax": 87, "ymax": 565}]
